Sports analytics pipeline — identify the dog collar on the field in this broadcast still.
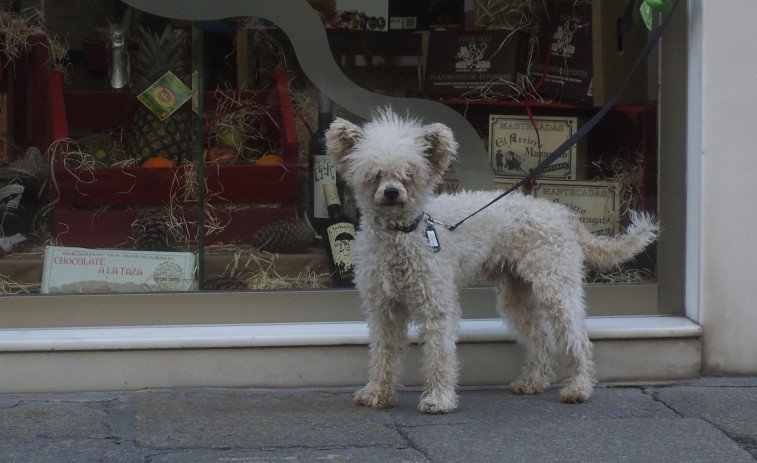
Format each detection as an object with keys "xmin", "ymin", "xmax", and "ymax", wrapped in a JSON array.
[{"xmin": 385, "ymin": 213, "xmax": 426, "ymax": 233}]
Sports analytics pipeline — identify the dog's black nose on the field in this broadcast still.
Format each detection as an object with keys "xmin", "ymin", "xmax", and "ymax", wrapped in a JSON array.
[{"xmin": 383, "ymin": 187, "xmax": 400, "ymax": 201}]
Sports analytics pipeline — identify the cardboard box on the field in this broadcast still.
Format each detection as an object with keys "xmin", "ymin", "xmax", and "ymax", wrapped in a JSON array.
[
  {"xmin": 520, "ymin": 0, "xmax": 593, "ymax": 103},
  {"xmin": 425, "ymin": 29, "xmax": 522, "ymax": 98},
  {"xmin": 489, "ymin": 114, "xmax": 587, "ymax": 180},
  {"xmin": 327, "ymin": 29, "xmax": 425, "ymax": 97},
  {"xmin": 520, "ymin": 0, "xmax": 648, "ymax": 105},
  {"xmin": 391, "ymin": 0, "xmax": 464, "ymax": 30},
  {"xmin": 531, "ymin": 179, "xmax": 620, "ymax": 235},
  {"xmin": 333, "ymin": 0, "xmax": 390, "ymax": 30},
  {"xmin": 454, "ymin": 177, "xmax": 620, "ymax": 235},
  {"xmin": 323, "ymin": 0, "xmax": 463, "ymax": 31}
]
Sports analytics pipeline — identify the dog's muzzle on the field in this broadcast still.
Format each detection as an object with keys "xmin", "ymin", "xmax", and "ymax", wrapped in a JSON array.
[{"xmin": 376, "ymin": 182, "xmax": 407, "ymax": 207}]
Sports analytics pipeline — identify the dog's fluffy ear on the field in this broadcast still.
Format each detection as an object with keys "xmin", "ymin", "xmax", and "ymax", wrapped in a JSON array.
[
  {"xmin": 423, "ymin": 123, "xmax": 458, "ymax": 178},
  {"xmin": 326, "ymin": 118, "xmax": 363, "ymax": 173}
]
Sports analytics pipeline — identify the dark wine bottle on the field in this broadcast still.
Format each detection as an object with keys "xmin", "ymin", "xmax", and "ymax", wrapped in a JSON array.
[
  {"xmin": 308, "ymin": 91, "xmax": 340, "ymax": 235},
  {"xmin": 0, "ymin": 180, "xmax": 39, "ymax": 237},
  {"xmin": 322, "ymin": 182, "xmax": 356, "ymax": 287}
]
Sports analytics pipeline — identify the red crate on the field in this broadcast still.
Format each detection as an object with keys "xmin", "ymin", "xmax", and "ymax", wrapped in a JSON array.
[
  {"xmin": 52, "ymin": 207, "xmax": 296, "ymax": 248},
  {"xmin": 49, "ymin": 70, "xmax": 299, "ymax": 247}
]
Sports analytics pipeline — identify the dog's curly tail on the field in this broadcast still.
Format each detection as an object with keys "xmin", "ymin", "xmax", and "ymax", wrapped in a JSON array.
[{"xmin": 578, "ymin": 211, "xmax": 660, "ymax": 270}]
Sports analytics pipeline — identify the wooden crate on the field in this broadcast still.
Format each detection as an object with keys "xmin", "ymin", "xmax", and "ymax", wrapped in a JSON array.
[{"xmin": 49, "ymin": 70, "xmax": 299, "ymax": 247}]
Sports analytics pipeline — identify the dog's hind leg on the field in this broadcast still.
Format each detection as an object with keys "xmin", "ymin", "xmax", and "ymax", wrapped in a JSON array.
[
  {"xmin": 512, "ymin": 253, "xmax": 595, "ymax": 403},
  {"xmin": 354, "ymin": 301, "xmax": 408, "ymax": 409},
  {"xmin": 496, "ymin": 276, "xmax": 556, "ymax": 395},
  {"xmin": 548, "ymin": 295, "xmax": 595, "ymax": 403},
  {"xmin": 537, "ymin": 278, "xmax": 595, "ymax": 403}
]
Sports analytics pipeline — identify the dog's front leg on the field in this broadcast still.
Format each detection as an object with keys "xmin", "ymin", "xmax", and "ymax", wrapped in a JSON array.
[
  {"xmin": 354, "ymin": 300, "xmax": 408, "ymax": 409},
  {"xmin": 418, "ymin": 303, "xmax": 460, "ymax": 414}
]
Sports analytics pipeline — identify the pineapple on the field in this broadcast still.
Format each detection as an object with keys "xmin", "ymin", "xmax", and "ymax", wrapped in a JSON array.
[{"xmin": 131, "ymin": 25, "xmax": 193, "ymax": 164}]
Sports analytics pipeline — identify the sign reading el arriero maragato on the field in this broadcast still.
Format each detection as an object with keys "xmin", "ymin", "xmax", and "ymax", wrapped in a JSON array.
[{"xmin": 41, "ymin": 246, "xmax": 196, "ymax": 294}]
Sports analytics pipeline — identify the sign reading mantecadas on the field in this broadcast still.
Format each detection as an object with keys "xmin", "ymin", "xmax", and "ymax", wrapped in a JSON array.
[{"xmin": 489, "ymin": 114, "xmax": 587, "ymax": 180}]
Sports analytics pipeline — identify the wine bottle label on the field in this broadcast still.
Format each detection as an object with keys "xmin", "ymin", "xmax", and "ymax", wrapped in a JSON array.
[
  {"xmin": 326, "ymin": 222, "xmax": 355, "ymax": 277},
  {"xmin": 312, "ymin": 154, "xmax": 337, "ymax": 219},
  {"xmin": 0, "ymin": 184, "xmax": 24, "ymax": 210},
  {"xmin": 323, "ymin": 182, "xmax": 340, "ymax": 207}
]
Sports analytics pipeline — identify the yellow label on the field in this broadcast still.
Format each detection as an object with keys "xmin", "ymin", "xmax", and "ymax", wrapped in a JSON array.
[
  {"xmin": 326, "ymin": 222, "xmax": 355, "ymax": 276},
  {"xmin": 322, "ymin": 182, "xmax": 341, "ymax": 207}
]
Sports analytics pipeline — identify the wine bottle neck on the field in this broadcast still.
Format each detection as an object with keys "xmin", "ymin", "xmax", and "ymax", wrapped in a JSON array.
[
  {"xmin": 317, "ymin": 92, "xmax": 332, "ymax": 130},
  {"xmin": 326, "ymin": 203, "xmax": 342, "ymax": 218},
  {"xmin": 317, "ymin": 112, "xmax": 332, "ymax": 131}
]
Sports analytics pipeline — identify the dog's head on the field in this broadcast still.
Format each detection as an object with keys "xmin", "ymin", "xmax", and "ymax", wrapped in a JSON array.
[{"xmin": 326, "ymin": 109, "xmax": 458, "ymax": 221}]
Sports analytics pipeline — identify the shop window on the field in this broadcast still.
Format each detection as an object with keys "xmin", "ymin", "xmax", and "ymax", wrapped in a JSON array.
[{"xmin": 0, "ymin": 1, "xmax": 686, "ymax": 322}]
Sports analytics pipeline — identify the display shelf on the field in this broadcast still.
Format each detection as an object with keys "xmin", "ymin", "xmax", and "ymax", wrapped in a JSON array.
[{"xmin": 48, "ymin": 70, "xmax": 300, "ymax": 247}]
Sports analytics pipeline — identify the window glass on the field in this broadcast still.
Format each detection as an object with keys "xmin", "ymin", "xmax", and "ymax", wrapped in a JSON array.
[{"xmin": 1, "ymin": 1, "xmax": 663, "ymax": 311}]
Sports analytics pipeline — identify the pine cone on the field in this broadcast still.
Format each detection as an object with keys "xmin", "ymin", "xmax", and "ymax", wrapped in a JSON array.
[
  {"xmin": 131, "ymin": 207, "xmax": 176, "ymax": 251},
  {"xmin": 252, "ymin": 218, "xmax": 315, "ymax": 254},
  {"xmin": 203, "ymin": 275, "xmax": 249, "ymax": 291}
]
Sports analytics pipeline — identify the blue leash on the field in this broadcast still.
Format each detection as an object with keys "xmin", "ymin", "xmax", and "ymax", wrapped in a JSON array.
[{"xmin": 447, "ymin": 0, "xmax": 681, "ymax": 231}]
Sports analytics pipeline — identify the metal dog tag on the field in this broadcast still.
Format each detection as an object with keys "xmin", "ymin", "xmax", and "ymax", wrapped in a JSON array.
[{"xmin": 425, "ymin": 225, "xmax": 441, "ymax": 253}]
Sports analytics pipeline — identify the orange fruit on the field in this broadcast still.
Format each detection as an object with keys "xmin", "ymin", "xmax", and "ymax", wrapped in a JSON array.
[
  {"xmin": 141, "ymin": 156, "xmax": 176, "ymax": 168},
  {"xmin": 255, "ymin": 154, "xmax": 284, "ymax": 166}
]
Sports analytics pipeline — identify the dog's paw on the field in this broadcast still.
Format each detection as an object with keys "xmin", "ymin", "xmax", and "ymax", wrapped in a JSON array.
[
  {"xmin": 558, "ymin": 380, "xmax": 593, "ymax": 404},
  {"xmin": 419, "ymin": 391, "xmax": 458, "ymax": 414},
  {"xmin": 510, "ymin": 377, "xmax": 550, "ymax": 395},
  {"xmin": 354, "ymin": 386, "xmax": 397, "ymax": 409}
]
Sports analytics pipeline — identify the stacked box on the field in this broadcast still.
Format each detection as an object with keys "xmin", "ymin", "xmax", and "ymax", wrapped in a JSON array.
[
  {"xmin": 518, "ymin": 0, "xmax": 649, "ymax": 105},
  {"xmin": 425, "ymin": 29, "xmax": 522, "ymax": 98},
  {"xmin": 520, "ymin": 0, "xmax": 593, "ymax": 103},
  {"xmin": 313, "ymin": 0, "xmax": 464, "ymax": 31},
  {"xmin": 531, "ymin": 179, "xmax": 620, "ymax": 235},
  {"xmin": 488, "ymin": 113, "xmax": 623, "ymax": 235}
]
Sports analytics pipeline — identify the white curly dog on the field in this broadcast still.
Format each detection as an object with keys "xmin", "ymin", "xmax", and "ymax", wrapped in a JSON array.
[{"xmin": 326, "ymin": 109, "xmax": 659, "ymax": 414}]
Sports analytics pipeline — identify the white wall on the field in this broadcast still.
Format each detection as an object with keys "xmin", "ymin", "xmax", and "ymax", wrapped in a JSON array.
[{"xmin": 699, "ymin": 1, "xmax": 757, "ymax": 374}]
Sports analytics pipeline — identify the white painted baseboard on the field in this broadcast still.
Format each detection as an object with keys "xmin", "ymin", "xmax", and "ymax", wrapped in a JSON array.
[
  {"xmin": 0, "ymin": 316, "xmax": 701, "ymax": 393},
  {"xmin": 0, "ymin": 316, "xmax": 701, "ymax": 352}
]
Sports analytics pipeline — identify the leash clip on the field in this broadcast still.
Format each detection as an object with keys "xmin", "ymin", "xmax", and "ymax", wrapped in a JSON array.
[{"xmin": 425, "ymin": 215, "xmax": 455, "ymax": 231}]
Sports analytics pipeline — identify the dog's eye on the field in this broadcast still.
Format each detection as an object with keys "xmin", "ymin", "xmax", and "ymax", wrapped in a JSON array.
[{"xmin": 374, "ymin": 172, "xmax": 383, "ymax": 182}]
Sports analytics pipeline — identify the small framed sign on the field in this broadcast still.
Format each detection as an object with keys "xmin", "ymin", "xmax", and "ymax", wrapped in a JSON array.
[{"xmin": 489, "ymin": 114, "xmax": 586, "ymax": 180}]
